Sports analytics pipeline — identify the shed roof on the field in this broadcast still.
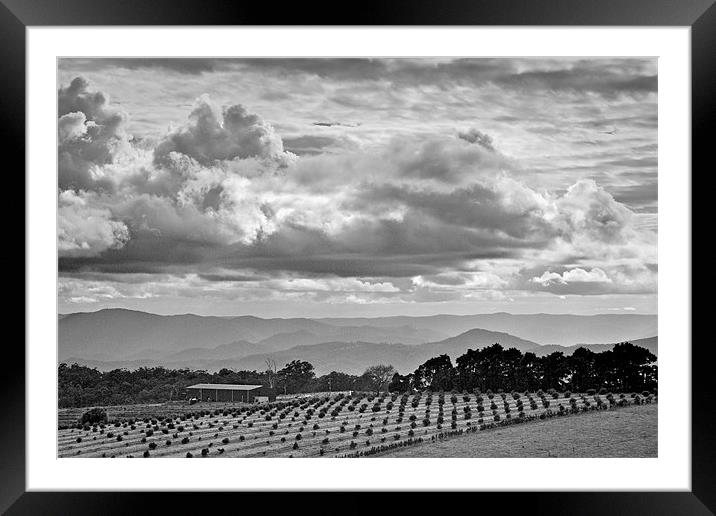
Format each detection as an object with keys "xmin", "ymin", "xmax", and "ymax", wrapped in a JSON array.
[{"xmin": 186, "ymin": 383, "xmax": 263, "ymax": 391}]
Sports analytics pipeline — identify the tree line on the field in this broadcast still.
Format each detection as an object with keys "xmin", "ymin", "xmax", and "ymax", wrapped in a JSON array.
[
  {"xmin": 58, "ymin": 360, "xmax": 384, "ymax": 408},
  {"xmin": 59, "ymin": 341, "xmax": 656, "ymax": 408},
  {"xmin": 388, "ymin": 342, "xmax": 657, "ymax": 393}
]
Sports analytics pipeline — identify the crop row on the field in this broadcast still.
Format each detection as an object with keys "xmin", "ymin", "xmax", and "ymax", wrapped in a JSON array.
[{"xmin": 58, "ymin": 391, "xmax": 655, "ymax": 458}]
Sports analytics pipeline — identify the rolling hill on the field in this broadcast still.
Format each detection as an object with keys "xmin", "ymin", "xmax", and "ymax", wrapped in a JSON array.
[
  {"xmin": 532, "ymin": 336, "xmax": 658, "ymax": 357},
  {"xmin": 223, "ymin": 330, "xmax": 657, "ymax": 375},
  {"xmin": 58, "ymin": 309, "xmax": 658, "ymax": 374},
  {"xmin": 317, "ymin": 313, "xmax": 657, "ymax": 346},
  {"xmin": 207, "ymin": 329, "xmax": 542, "ymax": 375},
  {"xmin": 58, "ymin": 308, "xmax": 448, "ymax": 361}
]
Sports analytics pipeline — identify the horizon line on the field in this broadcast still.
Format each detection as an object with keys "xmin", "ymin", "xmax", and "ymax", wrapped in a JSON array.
[{"xmin": 58, "ymin": 307, "xmax": 658, "ymax": 319}]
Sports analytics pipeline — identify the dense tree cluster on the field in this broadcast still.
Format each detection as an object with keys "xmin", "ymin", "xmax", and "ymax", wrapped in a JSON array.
[
  {"xmin": 58, "ymin": 364, "xmax": 270, "ymax": 407},
  {"xmin": 388, "ymin": 342, "xmax": 657, "ymax": 394},
  {"xmin": 59, "ymin": 342, "xmax": 656, "ymax": 408},
  {"xmin": 59, "ymin": 360, "xmax": 380, "ymax": 407}
]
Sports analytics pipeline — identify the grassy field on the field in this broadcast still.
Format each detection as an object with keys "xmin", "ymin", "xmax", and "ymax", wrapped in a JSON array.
[{"xmin": 373, "ymin": 403, "xmax": 657, "ymax": 458}]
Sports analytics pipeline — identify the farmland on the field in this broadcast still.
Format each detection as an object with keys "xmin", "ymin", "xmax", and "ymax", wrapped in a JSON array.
[
  {"xmin": 58, "ymin": 390, "xmax": 656, "ymax": 458},
  {"xmin": 58, "ymin": 401, "xmax": 251, "ymax": 430},
  {"xmin": 373, "ymin": 403, "xmax": 657, "ymax": 458}
]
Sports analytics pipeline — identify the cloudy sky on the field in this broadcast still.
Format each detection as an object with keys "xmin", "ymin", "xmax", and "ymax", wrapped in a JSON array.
[{"xmin": 57, "ymin": 58, "xmax": 657, "ymax": 317}]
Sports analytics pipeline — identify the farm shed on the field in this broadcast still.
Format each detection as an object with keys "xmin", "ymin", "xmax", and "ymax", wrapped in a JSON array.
[{"xmin": 185, "ymin": 383, "xmax": 276, "ymax": 403}]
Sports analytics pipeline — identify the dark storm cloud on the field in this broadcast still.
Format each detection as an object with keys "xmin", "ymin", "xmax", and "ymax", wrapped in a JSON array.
[
  {"xmin": 59, "ymin": 247, "xmax": 504, "ymax": 280},
  {"xmin": 238, "ymin": 58, "xmax": 657, "ymax": 96},
  {"xmin": 458, "ymin": 129, "xmax": 496, "ymax": 151},
  {"xmin": 57, "ymin": 203, "xmax": 526, "ymax": 279},
  {"xmin": 230, "ymin": 58, "xmax": 393, "ymax": 80},
  {"xmin": 217, "ymin": 255, "xmax": 439, "ymax": 279},
  {"xmin": 58, "ymin": 235, "xmax": 216, "ymax": 273},
  {"xmin": 59, "ymin": 58, "xmax": 387, "ymax": 79},
  {"xmin": 209, "ymin": 244, "xmax": 516, "ymax": 279},
  {"xmin": 58, "ymin": 257, "xmax": 168, "ymax": 275},
  {"xmin": 62, "ymin": 58, "xmax": 657, "ymax": 97},
  {"xmin": 353, "ymin": 183, "xmax": 554, "ymax": 243},
  {"xmin": 60, "ymin": 58, "xmax": 226, "ymax": 75},
  {"xmin": 493, "ymin": 69, "xmax": 656, "ymax": 96}
]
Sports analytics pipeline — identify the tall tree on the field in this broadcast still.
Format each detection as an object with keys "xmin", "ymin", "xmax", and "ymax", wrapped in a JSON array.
[
  {"xmin": 265, "ymin": 358, "xmax": 278, "ymax": 389},
  {"xmin": 568, "ymin": 347, "xmax": 597, "ymax": 391},
  {"xmin": 363, "ymin": 364, "xmax": 397, "ymax": 394},
  {"xmin": 412, "ymin": 355, "xmax": 455, "ymax": 391},
  {"xmin": 388, "ymin": 372, "xmax": 413, "ymax": 393},
  {"xmin": 515, "ymin": 351, "xmax": 540, "ymax": 392},
  {"xmin": 315, "ymin": 371, "xmax": 358, "ymax": 392},
  {"xmin": 277, "ymin": 360, "xmax": 315, "ymax": 394},
  {"xmin": 540, "ymin": 352, "xmax": 569, "ymax": 390}
]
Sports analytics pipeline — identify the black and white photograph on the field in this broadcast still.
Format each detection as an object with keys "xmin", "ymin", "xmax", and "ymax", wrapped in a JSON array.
[{"xmin": 56, "ymin": 57, "xmax": 658, "ymax": 459}]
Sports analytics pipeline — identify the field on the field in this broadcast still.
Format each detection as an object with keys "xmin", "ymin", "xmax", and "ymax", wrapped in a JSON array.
[
  {"xmin": 58, "ymin": 390, "xmax": 656, "ymax": 458},
  {"xmin": 58, "ymin": 401, "xmax": 254, "ymax": 430},
  {"xmin": 373, "ymin": 403, "xmax": 657, "ymax": 458}
]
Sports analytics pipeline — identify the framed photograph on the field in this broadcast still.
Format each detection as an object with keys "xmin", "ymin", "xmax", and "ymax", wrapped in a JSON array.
[{"xmin": 8, "ymin": 0, "xmax": 712, "ymax": 512}]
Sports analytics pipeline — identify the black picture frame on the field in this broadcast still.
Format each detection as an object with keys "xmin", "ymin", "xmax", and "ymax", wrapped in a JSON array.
[{"xmin": 5, "ymin": 0, "xmax": 712, "ymax": 512}]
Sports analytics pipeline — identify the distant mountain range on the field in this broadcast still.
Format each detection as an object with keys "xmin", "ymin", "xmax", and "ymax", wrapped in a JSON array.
[
  {"xmin": 59, "ymin": 309, "xmax": 657, "ymax": 375},
  {"xmin": 215, "ymin": 328, "xmax": 540, "ymax": 374},
  {"xmin": 533, "ymin": 336, "xmax": 658, "ymax": 358},
  {"xmin": 317, "ymin": 313, "xmax": 657, "ymax": 347},
  {"xmin": 58, "ymin": 309, "xmax": 450, "ymax": 361}
]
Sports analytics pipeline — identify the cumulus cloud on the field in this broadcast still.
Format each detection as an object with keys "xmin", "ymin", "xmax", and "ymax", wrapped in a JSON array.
[
  {"xmin": 553, "ymin": 180, "xmax": 634, "ymax": 244},
  {"xmin": 58, "ymin": 78, "xmax": 134, "ymax": 192},
  {"xmin": 269, "ymin": 277, "xmax": 399, "ymax": 293},
  {"xmin": 58, "ymin": 190, "xmax": 129, "ymax": 257},
  {"xmin": 58, "ymin": 76, "xmax": 113, "ymax": 121},
  {"xmin": 522, "ymin": 262, "xmax": 656, "ymax": 295},
  {"xmin": 58, "ymin": 123, "xmax": 651, "ymax": 288},
  {"xmin": 412, "ymin": 272, "xmax": 508, "ymax": 292},
  {"xmin": 153, "ymin": 95, "xmax": 295, "ymax": 167},
  {"xmin": 56, "ymin": 71, "xmax": 657, "ymax": 307},
  {"xmin": 58, "ymin": 112, "xmax": 88, "ymax": 143},
  {"xmin": 531, "ymin": 267, "xmax": 612, "ymax": 286}
]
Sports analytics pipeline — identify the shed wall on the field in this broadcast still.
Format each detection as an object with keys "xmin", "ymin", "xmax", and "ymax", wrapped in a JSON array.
[{"xmin": 186, "ymin": 387, "xmax": 258, "ymax": 402}]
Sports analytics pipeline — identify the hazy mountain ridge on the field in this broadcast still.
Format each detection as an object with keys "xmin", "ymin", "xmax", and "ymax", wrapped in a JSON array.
[
  {"xmin": 210, "ymin": 331, "xmax": 657, "ymax": 375},
  {"xmin": 226, "ymin": 328, "xmax": 542, "ymax": 374},
  {"xmin": 62, "ymin": 327, "xmax": 539, "ymax": 374},
  {"xmin": 531, "ymin": 336, "xmax": 658, "ymax": 357},
  {"xmin": 59, "ymin": 309, "xmax": 657, "ymax": 374},
  {"xmin": 58, "ymin": 309, "xmax": 447, "ymax": 361},
  {"xmin": 317, "ymin": 312, "xmax": 657, "ymax": 345}
]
